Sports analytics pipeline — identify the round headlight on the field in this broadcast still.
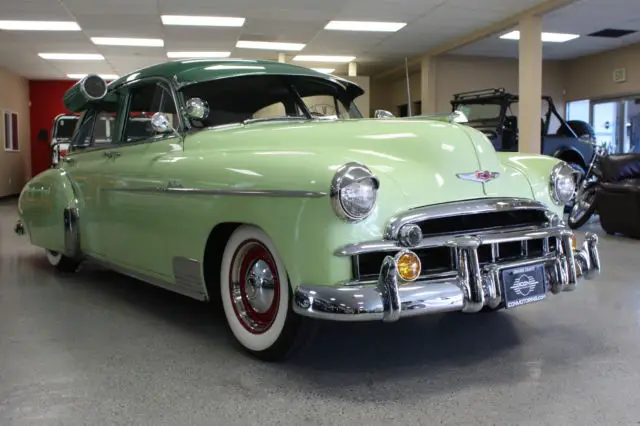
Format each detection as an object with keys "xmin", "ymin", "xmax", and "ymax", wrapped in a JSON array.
[
  {"xmin": 550, "ymin": 162, "xmax": 577, "ymax": 204},
  {"xmin": 330, "ymin": 162, "xmax": 379, "ymax": 221}
]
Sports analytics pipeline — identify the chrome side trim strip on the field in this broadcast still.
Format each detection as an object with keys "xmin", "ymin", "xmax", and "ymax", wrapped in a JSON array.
[
  {"xmin": 384, "ymin": 197, "xmax": 548, "ymax": 240},
  {"xmin": 335, "ymin": 225, "xmax": 568, "ymax": 256},
  {"xmin": 101, "ymin": 187, "xmax": 326, "ymax": 198}
]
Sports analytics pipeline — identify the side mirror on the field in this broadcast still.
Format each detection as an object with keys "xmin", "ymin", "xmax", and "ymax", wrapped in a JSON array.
[
  {"xmin": 374, "ymin": 109, "xmax": 395, "ymax": 119},
  {"xmin": 150, "ymin": 112, "xmax": 173, "ymax": 133},
  {"xmin": 150, "ymin": 112, "xmax": 181, "ymax": 140},
  {"xmin": 184, "ymin": 97, "xmax": 210, "ymax": 120}
]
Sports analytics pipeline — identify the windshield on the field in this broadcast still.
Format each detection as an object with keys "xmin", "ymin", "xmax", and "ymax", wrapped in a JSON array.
[
  {"xmin": 53, "ymin": 116, "xmax": 78, "ymax": 140},
  {"xmin": 454, "ymin": 103, "xmax": 502, "ymax": 122},
  {"xmin": 180, "ymin": 74, "xmax": 362, "ymax": 128}
]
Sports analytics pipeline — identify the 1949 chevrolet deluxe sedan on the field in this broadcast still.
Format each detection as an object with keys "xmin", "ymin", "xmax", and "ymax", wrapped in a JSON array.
[{"xmin": 15, "ymin": 59, "xmax": 602, "ymax": 361}]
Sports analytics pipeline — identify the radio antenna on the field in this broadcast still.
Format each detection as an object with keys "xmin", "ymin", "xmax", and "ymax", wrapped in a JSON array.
[{"xmin": 405, "ymin": 57, "xmax": 412, "ymax": 117}]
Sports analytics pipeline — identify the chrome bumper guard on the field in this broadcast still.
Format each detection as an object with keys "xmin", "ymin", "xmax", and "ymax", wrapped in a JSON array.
[{"xmin": 293, "ymin": 229, "xmax": 601, "ymax": 322}]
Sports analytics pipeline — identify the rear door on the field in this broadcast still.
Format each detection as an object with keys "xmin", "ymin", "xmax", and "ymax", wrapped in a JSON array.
[{"xmin": 59, "ymin": 99, "xmax": 122, "ymax": 257}]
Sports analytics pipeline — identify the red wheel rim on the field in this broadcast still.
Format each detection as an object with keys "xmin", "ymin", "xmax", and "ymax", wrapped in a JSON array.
[{"xmin": 228, "ymin": 239, "xmax": 280, "ymax": 334}]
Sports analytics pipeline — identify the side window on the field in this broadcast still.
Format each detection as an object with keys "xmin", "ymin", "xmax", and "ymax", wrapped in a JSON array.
[
  {"xmin": 71, "ymin": 93, "xmax": 120, "ymax": 150},
  {"xmin": 71, "ymin": 110, "xmax": 117, "ymax": 148},
  {"xmin": 124, "ymin": 82, "xmax": 178, "ymax": 143}
]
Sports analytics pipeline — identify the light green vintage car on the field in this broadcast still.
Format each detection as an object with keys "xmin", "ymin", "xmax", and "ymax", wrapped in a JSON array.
[{"xmin": 15, "ymin": 59, "xmax": 601, "ymax": 361}]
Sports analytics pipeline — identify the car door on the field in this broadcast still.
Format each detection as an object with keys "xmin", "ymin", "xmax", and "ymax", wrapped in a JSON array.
[
  {"xmin": 60, "ymin": 99, "xmax": 123, "ymax": 258},
  {"xmin": 98, "ymin": 78, "xmax": 186, "ymax": 282}
]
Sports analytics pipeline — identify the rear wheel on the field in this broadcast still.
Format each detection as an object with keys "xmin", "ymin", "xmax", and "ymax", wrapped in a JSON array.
[
  {"xmin": 220, "ymin": 225, "xmax": 308, "ymax": 361},
  {"xmin": 45, "ymin": 250, "xmax": 81, "ymax": 272}
]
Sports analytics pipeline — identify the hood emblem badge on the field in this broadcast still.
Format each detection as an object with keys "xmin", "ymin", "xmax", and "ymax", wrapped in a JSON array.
[{"xmin": 456, "ymin": 170, "xmax": 500, "ymax": 183}]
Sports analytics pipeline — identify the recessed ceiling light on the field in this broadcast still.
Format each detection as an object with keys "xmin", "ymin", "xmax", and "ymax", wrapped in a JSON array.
[
  {"xmin": 0, "ymin": 20, "xmax": 81, "ymax": 31},
  {"xmin": 499, "ymin": 30, "xmax": 580, "ymax": 42},
  {"xmin": 167, "ymin": 51, "xmax": 231, "ymax": 58},
  {"xmin": 161, "ymin": 15, "xmax": 245, "ymax": 27},
  {"xmin": 38, "ymin": 53, "xmax": 104, "ymax": 60},
  {"xmin": 325, "ymin": 20, "xmax": 406, "ymax": 32},
  {"xmin": 235, "ymin": 40, "xmax": 305, "ymax": 51},
  {"xmin": 91, "ymin": 37, "xmax": 164, "ymax": 47},
  {"xmin": 312, "ymin": 68, "xmax": 336, "ymax": 74},
  {"xmin": 67, "ymin": 73, "xmax": 119, "ymax": 80},
  {"xmin": 293, "ymin": 55, "xmax": 356, "ymax": 63}
]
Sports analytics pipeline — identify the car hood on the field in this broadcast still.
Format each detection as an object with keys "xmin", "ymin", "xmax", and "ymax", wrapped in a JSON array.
[{"xmin": 187, "ymin": 118, "xmax": 534, "ymax": 209}]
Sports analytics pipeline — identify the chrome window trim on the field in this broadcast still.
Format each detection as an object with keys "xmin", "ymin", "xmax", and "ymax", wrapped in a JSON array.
[{"xmin": 384, "ymin": 197, "xmax": 549, "ymax": 240}]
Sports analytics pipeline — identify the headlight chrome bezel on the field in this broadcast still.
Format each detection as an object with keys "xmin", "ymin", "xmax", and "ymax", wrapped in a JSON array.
[
  {"xmin": 549, "ymin": 162, "xmax": 577, "ymax": 205},
  {"xmin": 330, "ymin": 162, "xmax": 380, "ymax": 222}
]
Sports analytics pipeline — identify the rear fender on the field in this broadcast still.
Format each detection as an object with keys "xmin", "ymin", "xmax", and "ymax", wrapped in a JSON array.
[{"xmin": 18, "ymin": 169, "xmax": 81, "ymax": 257}]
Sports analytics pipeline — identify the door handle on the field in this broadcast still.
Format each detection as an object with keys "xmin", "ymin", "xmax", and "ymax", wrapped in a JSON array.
[{"xmin": 104, "ymin": 151, "xmax": 121, "ymax": 159}]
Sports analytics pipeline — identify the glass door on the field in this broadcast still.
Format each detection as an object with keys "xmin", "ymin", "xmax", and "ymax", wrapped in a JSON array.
[{"xmin": 591, "ymin": 101, "xmax": 618, "ymax": 153}]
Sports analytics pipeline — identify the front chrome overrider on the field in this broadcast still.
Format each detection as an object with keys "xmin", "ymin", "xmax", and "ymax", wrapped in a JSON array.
[{"xmin": 293, "ymin": 225, "xmax": 601, "ymax": 322}]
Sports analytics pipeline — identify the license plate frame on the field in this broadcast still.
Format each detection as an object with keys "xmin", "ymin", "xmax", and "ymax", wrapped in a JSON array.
[{"xmin": 501, "ymin": 263, "xmax": 547, "ymax": 309}]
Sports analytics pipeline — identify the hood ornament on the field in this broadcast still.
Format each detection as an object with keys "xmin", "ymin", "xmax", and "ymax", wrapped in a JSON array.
[{"xmin": 456, "ymin": 170, "xmax": 500, "ymax": 183}]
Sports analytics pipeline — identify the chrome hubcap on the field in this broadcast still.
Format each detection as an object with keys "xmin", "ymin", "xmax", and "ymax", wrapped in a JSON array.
[
  {"xmin": 245, "ymin": 259, "xmax": 276, "ymax": 313},
  {"xmin": 229, "ymin": 240, "xmax": 280, "ymax": 334}
]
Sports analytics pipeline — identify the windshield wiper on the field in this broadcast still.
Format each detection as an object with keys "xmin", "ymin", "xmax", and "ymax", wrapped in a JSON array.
[{"xmin": 242, "ymin": 116, "xmax": 311, "ymax": 125}]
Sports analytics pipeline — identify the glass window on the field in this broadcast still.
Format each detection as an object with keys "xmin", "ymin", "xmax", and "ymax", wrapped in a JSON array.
[
  {"xmin": 72, "ymin": 102, "xmax": 119, "ymax": 149},
  {"xmin": 566, "ymin": 100, "xmax": 590, "ymax": 122},
  {"xmin": 53, "ymin": 116, "xmax": 78, "ymax": 141},
  {"xmin": 3, "ymin": 111, "xmax": 19, "ymax": 151},
  {"xmin": 180, "ymin": 74, "xmax": 360, "ymax": 128},
  {"xmin": 124, "ymin": 83, "xmax": 178, "ymax": 143}
]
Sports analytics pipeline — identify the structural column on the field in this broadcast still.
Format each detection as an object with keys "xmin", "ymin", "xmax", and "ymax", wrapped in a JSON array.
[
  {"xmin": 518, "ymin": 14, "xmax": 543, "ymax": 154},
  {"xmin": 420, "ymin": 56, "xmax": 437, "ymax": 115}
]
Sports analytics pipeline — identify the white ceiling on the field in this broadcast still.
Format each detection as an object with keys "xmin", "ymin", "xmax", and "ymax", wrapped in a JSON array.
[
  {"xmin": 0, "ymin": 0, "xmax": 551, "ymax": 79},
  {"xmin": 450, "ymin": 0, "xmax": 640, "ymax": 59}
]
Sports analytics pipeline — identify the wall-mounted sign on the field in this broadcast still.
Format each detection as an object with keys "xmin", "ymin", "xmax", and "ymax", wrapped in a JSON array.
[{"xmin": 613, "ymin": 67, "xmax": 627, "ymax": 83}]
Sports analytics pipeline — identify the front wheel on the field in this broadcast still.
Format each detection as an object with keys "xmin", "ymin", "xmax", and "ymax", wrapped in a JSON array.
[
  {"xmin": 568, "ymin": 183, "xmax": 598, "ymax": 229},
  {"xmin": 220, "ymin": 225, "xmax": 308, "ymax": 361}
]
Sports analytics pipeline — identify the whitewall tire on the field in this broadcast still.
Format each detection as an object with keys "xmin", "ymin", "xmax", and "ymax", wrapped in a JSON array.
[{"xmin": 220, "ymin": 225, "xmax": 307, "ymax": 361}]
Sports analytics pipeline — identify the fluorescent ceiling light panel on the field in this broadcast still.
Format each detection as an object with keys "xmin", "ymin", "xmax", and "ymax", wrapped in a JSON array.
[
  {"xmin": 91, "ymin": 37, "xmax": 164, "ymax": 47},
  {"xmin": 500, "ymin": 30, "xmax": 580, "ymax": 42},
  {"xmin": 0, "ymin": 20, "xmax": 81, "ymax": 31},
  {"xmin": 161, "ymin": 15, "xmax": 245, "ymax": 27},
  {"xmin": 325, "ymin": 20, "xmax": 406, "ymax": 32},
  {"xmin": 67, "ymin": 73, "xmax": 119, "ymax": 80},
  {"xmin": 38, "ymin": 53, "xmax": 104, "ymax": 60},
  {"xmin": 293, "ymin": 55, "xmax": 356, "ymax": 63},
  {"xmin": 167, "ymin": 51, "xmax": 231, "ymax": 58},
  {"xmin": 235, "ymin": 40, "xmax": 305, "ymax": 51},
  {"xmin": 312, "ymin": 68, "xmax": 335, "ymax": 74}
]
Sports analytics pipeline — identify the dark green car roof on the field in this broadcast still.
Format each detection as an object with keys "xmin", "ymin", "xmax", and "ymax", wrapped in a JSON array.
[{"xmin": 109, "ymin": 58, "xmax": 363, "ymax": 95}]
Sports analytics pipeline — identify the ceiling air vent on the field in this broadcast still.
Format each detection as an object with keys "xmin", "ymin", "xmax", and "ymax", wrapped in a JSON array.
[{"xmin": 588, "ymin": 28, "xmax": 637, "ymax": 38}]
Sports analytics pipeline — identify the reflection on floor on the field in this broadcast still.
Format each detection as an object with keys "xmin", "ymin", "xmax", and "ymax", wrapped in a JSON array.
[{"xmin": 1, "ymin": 197, "xmax": 640, "ymax": 425}]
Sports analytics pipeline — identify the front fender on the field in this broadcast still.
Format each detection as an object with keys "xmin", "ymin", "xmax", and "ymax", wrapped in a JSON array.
[
  {"xmin": 18, "ymin": 169, "xmax": 79, "ymax": 253},
  {"xmin": 497, "ymin": 153, "xmax": 564, "ymax": 216}
]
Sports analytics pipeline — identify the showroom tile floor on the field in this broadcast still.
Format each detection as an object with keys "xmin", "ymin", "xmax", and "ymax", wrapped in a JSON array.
[{"xmin": 1, "ymin": 197, "xmax": 640, "ymax": 425}]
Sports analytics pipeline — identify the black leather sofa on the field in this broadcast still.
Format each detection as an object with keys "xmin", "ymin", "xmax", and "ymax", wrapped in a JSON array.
[{"xmin": 597, "ymin": 153, "xmax": 640, "ymax": 238}]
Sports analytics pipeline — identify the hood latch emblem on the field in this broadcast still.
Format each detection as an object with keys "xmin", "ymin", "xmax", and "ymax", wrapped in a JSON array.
[{"xmin": 456, "ymin": 170, "xmax": 500, "ymax": 183}]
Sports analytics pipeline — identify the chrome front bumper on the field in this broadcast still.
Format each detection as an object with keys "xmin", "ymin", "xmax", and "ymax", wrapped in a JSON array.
[{"xmin": 293, "ymin": 230, "xmax": 601, "ymax": 322}]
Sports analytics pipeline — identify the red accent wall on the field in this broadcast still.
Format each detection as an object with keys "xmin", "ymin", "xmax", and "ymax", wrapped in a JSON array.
[{"xmin": 28, "ymin": 80, "xmax": 75, "ymax": 176}]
